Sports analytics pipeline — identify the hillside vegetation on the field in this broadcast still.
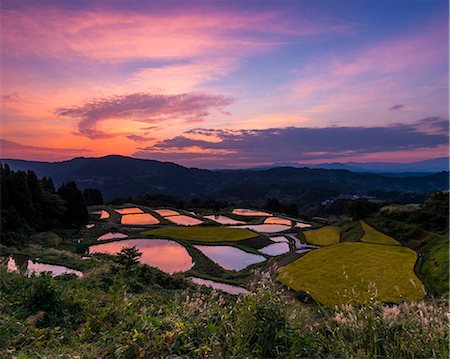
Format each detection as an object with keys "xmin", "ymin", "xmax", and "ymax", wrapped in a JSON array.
[{"xmin": 1, "ymin": 268, "xmax": 447, "ymax": 358}]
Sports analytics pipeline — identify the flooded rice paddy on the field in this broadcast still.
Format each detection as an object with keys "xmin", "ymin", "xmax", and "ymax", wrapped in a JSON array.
[
  {"xmin": 166, "ymin": 215, "xmax": 203, "ymax": 226},
  {"xmin": 121, "ymin": 213, "xmax": 160, "ymax": 225},
  {"xmin": 188, "ymin": 277, "xmax": 249, "ymax": 295},
  {"xmin": 259, "ymin": 242, "xmax": 290, "ymax": 256},
  {"xmin": 204, "ymin": 215, "xmax": 245, "ymax": 225},
  {"xmin": 194, "ymin": 245, "xmax": 266, "ymax": 271},
  {"xmin": 91, "ymin": 210, "xmax": 110, "ymax": 219},
  {"xmin": 230, "ymin": 224, "xmax": 291, "ymax": 233},
  {"xmin": 154, "ymin": 209, "xmax": 180, "ymax": 217},
  {"xmin": 269, "ymin": 236, "xmax": 289, "ymax": 243},
  {"xmin": 264, "ymin": 217, "xmax": 292, "ymax": 226},
  {"xmin": 115, "ymin": 207, "xmax": 143, "ymax": 215},
  {"xmin": 97, "ymin": 232, "xmax": 128, "ymax": 241},
  {"xmin": 88, "ymin": 238, "xmax": 193, "ymax": 274},
  {"xmin": 6, "ymin": 256, "xmax": 83, "ymax": 277},
  {"xmin": 232, "ymin": 209, "xmax": 273, "ymax": 216}
]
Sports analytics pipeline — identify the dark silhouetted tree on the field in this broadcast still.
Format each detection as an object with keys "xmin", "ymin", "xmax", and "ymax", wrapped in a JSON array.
[
  {"xmin": 58, "ymin": 181, "xmax": 89, "ymax": 227},
  {"xmin": 83, "ymin": 188, "xmax": 104, "ymax": 206}
]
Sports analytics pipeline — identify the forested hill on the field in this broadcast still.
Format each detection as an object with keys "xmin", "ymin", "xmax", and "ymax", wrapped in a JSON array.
[{"xmin": 2, "ymin": 155, "xmax": 448, "ymax": 204}]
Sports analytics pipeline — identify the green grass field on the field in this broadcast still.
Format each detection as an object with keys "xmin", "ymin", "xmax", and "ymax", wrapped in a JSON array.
[
  {"xmin": 277, "ymin": 242, "xmax": 424, "ymax": 305},
  {"xmin": 360, "ymin": 221, "xmax": 400, "ymax": 245},
  {"xmin": 304, "ymin": 226, "xmax": 340, "ymax": 246},
  {"xmin": 141, "ymin": 226, "xmax": 258, "ymax": 242},
  {"xmin": 419, "ymin": 232, "xmax": 449, "ymax": 296}
]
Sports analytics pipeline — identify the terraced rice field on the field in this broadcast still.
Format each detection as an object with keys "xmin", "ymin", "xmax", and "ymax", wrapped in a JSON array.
[
  {"xmin": 204, "ymin": 215, "xmax": 245, "ymax": 225},
  {"xmin": 165, "ymin": 215, "xmax": 203, "ymax": 226},
  {"xmin": 264, "ymin": 217, "xmax": 292, "ymax": 225},
  {"xmin": 278, "ymin": 242, "xmax": 425, "ymax": 305},
  {"xmin": 115, "ymin": 207, "xmax": 143, "ymax": 214},
  {"xmin": 121, "ymin": 213, "xmax": 160, "ymax": 225},
  {"xmin": 154, "ymin": 209, "xmax": 180, "ymax": 217},
  {"xmin": 360, "ymin": 221, "xmax": 400, "ymax": 245},
  {"xmin": 304, "ymin": 226, "xmax": 340, "ymax": 246},
  {"xmin": 141, "ymin": 226, "xmax": 258, "ymax": 242},
  {"xmin": 232, "ymin": 208, "xmax": 272, "ymax": 216}
]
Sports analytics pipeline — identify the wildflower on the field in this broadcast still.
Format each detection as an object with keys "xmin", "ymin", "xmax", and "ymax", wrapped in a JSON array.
[{"xmin": 382, "ymin": 306, "xmax": 401, "ymax": 323}]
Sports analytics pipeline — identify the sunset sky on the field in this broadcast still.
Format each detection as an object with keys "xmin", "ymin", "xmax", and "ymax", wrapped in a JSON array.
[{"xmin": 1, "ymin": 0, "xmax": 448, "ymax": 168}]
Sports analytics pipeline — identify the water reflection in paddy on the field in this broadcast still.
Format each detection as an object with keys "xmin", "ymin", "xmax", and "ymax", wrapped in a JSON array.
[
  {"xmin": 230, "ymin": 224, "xmax": 291, "ymax": 233},
  {"xmin": 204, "ymin": 215, "xmax": 245, "ymax": 225},
  {"xmin": 166, "ymin": 215, "xmax": 203, "ymax": 226},
  {"xmin": 97, "ymin": 232, "xmax": 128, "ymax": 241},
  {"xmin": 155, "ymin": 209, "xmax": 179, "ymax": 217},
  {"xmin": 270, "ymin": 236, "xmax": 289, "ymax": 243},
  {"xmin": 115, "ymin": 207, "xmax": 143, "ymax": 215},
  {"xmin": 6, "ymin": 256, "xmax": 83, "ymax": 277},
  {"xmin": 264, "ymin": 217, "xmax": 292, "ymax": 226},
  {"xmin": 194, "ymin": 245, "xmax": 266, "ymax": 271},
  {"xmin": 232, "ymin": 209, "xmax": 272, "ymax": 216},
  {"xmin": 188, "ymin": 277, "xmax": 249, "ymax": 295},
  {"xmin": 121, "ymin": 213, "xmax": 159, "ymax": 225},
  {"xmin": 89, "ymin": 239, "xmax": 193, "ymax": 274},
  {"xmin": 259, "ymin": 242, "xmax": 290, "ymax": 256},
  {"xmin": 295, "ymin": 222, "xmax": 312, "ymax": 229},
  {"xmin": 91, "ymin": 210, "xmax": 110, "ymax": 219}
]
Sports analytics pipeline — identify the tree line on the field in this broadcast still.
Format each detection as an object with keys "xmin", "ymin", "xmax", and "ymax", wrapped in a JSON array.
[{"xmin": 0, "ymin": 164, "xmax": 102, "ymax": 246}]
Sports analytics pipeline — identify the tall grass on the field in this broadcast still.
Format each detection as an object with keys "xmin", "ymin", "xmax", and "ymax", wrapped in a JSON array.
[{"xmin": 0, "ymin": 268, "xmax": 448, "ymax": 358}]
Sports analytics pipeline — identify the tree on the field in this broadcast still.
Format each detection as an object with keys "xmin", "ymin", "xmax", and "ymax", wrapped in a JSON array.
[
  {"xmin": 347, "ymin": 199, "xmax": 380, "ymax": 220},
  {"xmin": 115, "ymin": 246, "xmax": 142, "ymax": 269},
  {"xmin": 58, "ymin": 182, "xmax": 89, "ymax": 227},
  {"xmin": 83, "ymin": 188, "xmax": 104, "ymax": 206}
]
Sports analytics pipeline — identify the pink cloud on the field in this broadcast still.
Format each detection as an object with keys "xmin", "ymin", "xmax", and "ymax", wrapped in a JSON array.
[
  {"xmin": 0, "ymin": 139, "xmax": 91, "ymax": 161},
  {"xmin": 1, "ymin": 4, "xmax": 344, "ymax": 64},
  {"xmin": 56, "ymin": 92, "xmax": 234, "ymax": 139},
  {"xmin": 289, "ymin": 17, "xmax": 448, "ymax": 120}
]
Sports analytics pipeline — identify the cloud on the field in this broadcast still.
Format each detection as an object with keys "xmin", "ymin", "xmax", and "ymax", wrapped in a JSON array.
[
  {"xmin": 126, "ymin": 135, "xmax": 155, "ymax": 143},
  {"xmin": 56, "ymin": 92, "xmax": 233, "ymax": 139},
  {"xmin": 286, "ymin": 18, "xmax": 448, "ymax": 121},
  {"xmin": 134, "ymin": 118, "xmax": 449, "ymax": 167},
  {"xmin": 0, "ymin": 139, "xmax": 91, "ymax": 161},
  {"xmin": 2, "ymin": 3, "xmax": 346, "ymax": 63},
  {"xmin": 389, "ymin": 104, "xmax": 404, "ymax": 111}
]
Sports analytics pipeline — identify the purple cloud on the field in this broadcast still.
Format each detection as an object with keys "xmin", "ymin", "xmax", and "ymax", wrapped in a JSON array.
[
  {"xmin": 0, "ymin": 139, "xmax": 91, "ymax": 161},
  {"xmin": 126, "ymin": 134, "xmax": 155, "ymax": 142},
  {"xmin": 56, "ymin": 92, "xmax": 233, "ymax": 139},
  {"xmin": 388, "ymin": 104, "xmax": 404, "ymax": 111},
  {"xmin": 134, "ymin": 118, "xmax": 449, "ymax": 167}
]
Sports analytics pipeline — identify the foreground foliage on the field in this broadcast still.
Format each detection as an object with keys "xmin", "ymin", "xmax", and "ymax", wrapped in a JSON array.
[{"xmin": 0, "ymin": 269, "xmax": 447, "ymax": 358}]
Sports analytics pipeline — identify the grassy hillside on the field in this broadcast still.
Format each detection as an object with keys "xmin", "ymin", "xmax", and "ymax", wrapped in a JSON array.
[
  {"xmin": 304, "ymin": 226, "xmax": 341, "ymax": 246},
  {"xmin": 0, "ymin": 268, "xmax": 447, "ymax": 358},
  {"xmin": 141, "ymin": 226, "xmax": 258, "ymax": 242},
  {"xmin": 360, "ymin": 221, "xmax": 400, "ymax": 245},
  {"xmin": 278, "ymin": 242, "xmax": 424, "ymax": 305}
]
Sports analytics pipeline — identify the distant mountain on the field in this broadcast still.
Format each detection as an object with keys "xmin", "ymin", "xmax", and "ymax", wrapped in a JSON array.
[
  {"xmin": 1, "ymin": 155, "xmax": 448, "ymax": 206},
  {"xmin": 257, "ymin": 157, "xmax": 449, "ymax": 173}
]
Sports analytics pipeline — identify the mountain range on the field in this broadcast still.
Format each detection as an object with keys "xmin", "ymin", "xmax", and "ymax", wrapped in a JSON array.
[
  {"xmin": 251, "ymin": 157, "xmax": 449, "ymax": 173},
  {"xmin": 1, "ymin": 155, "xmax": 448, "ymax": 206}
]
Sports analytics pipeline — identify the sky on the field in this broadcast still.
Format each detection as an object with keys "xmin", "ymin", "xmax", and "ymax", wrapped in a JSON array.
[{"xmin": 1, "ymin": 0, "xmax": 448, "ymax": 168}]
